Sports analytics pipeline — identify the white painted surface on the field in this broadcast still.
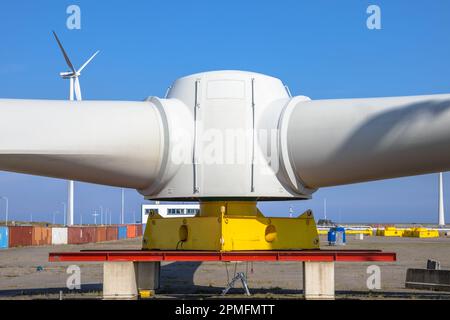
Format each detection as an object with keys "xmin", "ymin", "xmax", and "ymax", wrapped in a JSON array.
[
  {"xmin": 303, "ymin": 261, "xmax": 335, "ymax": 300},
  {"xmin": 51, "ymin": 227, "xmax": 68, "ymax": 245},
  {"xmin": 0, "ymin": 99, "xmax": 165, "ymax": 190},
  {"xmin": 140, "ymin": 70, "xmax": 299, "ymax": 200},
  {"xmin": 103, "ymin": 262, "xmax": 138, "ymax": 299},
  {"xmin": 103, "ymin": 261, "xmax": 159, "ymax": 299},
  {"xmin": 284, "ymin": 94, "xmax": 450, "ymax": 189}
]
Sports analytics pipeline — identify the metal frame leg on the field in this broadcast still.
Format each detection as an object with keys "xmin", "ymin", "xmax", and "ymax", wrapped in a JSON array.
[{"xmin": 222, "ymin": 272, "xmax": 251, "ymax": 296}]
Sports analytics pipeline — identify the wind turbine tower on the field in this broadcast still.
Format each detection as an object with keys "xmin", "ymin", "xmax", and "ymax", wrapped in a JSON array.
[
  {"xmin": 439, "ymin": 172, "xmax": 446, "ymax": 226},
  {"xmin": 52, "ymin": 31, "xmax": 99, "ymax": 226}
]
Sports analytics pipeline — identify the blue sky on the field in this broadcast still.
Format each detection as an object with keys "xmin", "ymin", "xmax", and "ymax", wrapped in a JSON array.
[{"xmin": 1, "ymin": 0, "xmax": 450, "ymax": 224}]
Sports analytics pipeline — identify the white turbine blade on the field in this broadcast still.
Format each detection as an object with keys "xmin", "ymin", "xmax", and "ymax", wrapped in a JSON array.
[
  {"xmin": 77, "ymin": 50, "xmax": 100, "ymax": 74},
  {"xmin": 52, "ymin": 31, "xmax": 76, "ymax": 74},
  {"xmin": 284, "ymin": 94, "xmax": 450, "ymax": 188},
  {"xmin": 74, "ymin": 77, "xmax": 82, "ymax": 101},
  {"xmin": 0, "ymin": 99, "xmax": 163, "ymax": 190}
]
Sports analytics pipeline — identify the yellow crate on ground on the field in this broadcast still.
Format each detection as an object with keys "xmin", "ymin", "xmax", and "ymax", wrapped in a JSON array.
[
  {"xmin": 317, "ymin": 228, "xmax": 329, "ymax": 235},
  {"xmin": 377, "ymin": 227, "xmax": 404, "ymax": 237},
  {"xmin": 345, "ymin": 229, "xmax": 373, "ymax": 236},
  {"xmin": 317, "ymin": 227, "xmax": 374, "ymax": 236},
  {"xmin": 407, "ymin": 228, "xmax": 439, "ymax": 238},
  {"xmin": 403, "ymin": 228, "xmax": 413, "ymax": 237}
]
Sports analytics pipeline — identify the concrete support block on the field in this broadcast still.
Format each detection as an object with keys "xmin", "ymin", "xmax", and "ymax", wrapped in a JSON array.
[
  {"xmin": 137, "ymin": 261, "xmax": 160, "ymax": 292},
  {"xmin": 103, "ymin": 261, "xmax": 160, "ymax": 299},
  {"xmin": 303, "ymin": 261, "xmax": 335, "ymax": 300}
]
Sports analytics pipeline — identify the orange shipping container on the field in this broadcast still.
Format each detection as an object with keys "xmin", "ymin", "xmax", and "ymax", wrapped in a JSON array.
[
  {"xmin": 68, "ymin": 227, "xmax": 84, "ymax": 244},
  {"xmin": 106, "ymin": 226, "xmax": 118, "ymax": 241},
  {"xmin": 82, "ymin": 227, "xmax": 96, "ymax": 243},
  {"xmin": 136, "ymin": 224, "xmax": 143, "ymax": 237},
  {"xmin": 8, "ymin": 226, "xmax": 51, "ymax": 247},
  {"xmin": 68, "ymin": 227, "xmax": 97, "ymax": 244},
  {"xmin": 126, "ymin": 225, "xmax": 137, "ymax": 238},
  {"xmin": 32, "ymin": 226, "xmax": 52, "ymax": 246},
  {"xmin": 96, "ymin": 226, "xmax": 107, "ymax": 242},
  {"xmin": 9, "ymin": 226, "xmax": 33, "ymax": 247}
]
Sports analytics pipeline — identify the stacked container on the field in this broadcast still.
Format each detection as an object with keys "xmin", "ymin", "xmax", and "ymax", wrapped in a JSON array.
[
  {"xmin": 9, "ymin": 226, "xmax": 33, "ymax": 247},
  {"xmin": 126, "ymin": 224, "xmax": 137, "ymax": 238},
  {"xmin": 5, "ymin": 225, "xmax": 140, "ymax": 247},
  {"xmin": 136, "ymin": 224, "xmax": 143, "ymax": 237},
  {"xmin": 8, "ymin": 226, "xmax": 52, "ymax": 247},
  {"xmin": 68, "ymin": 226, "xmax": 96, "ymax": 244},
  {"xmin": 95, "ymin": 226, "xmax": 107, "ymax": 243},
  {"xmin": 118, "ymin": 225, "xmax": 127, "ymax": 239},
  {"xmin": 52, "ymin": 227, "xmax": 68, "ymax": 245},
  {"xmin": 83, "ymin": 226, "xmax": 96, "ymax": 243},
  {"xmin": 0, "ymin": 226, "xmax": 8, "ymax": 249},
  {"xmin": 68, "ymin": 227, "xmax": 82, "ymax": 244},
  {"xmin": 106, "ymin": 226, "xmax": 118, "ymax": 241},
  {"xmin": 32, "ymin": 226, "xmax": 52, "ymax": 245}
]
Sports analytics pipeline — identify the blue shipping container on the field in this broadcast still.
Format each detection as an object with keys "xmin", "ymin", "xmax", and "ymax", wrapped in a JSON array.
[
  {"xmin": 0, "ymin": 226, "xmax": 9, "ymax": 249},
  {"xmin": 118, "ymin": 226, "xmax": 127, "ymax": 239}
]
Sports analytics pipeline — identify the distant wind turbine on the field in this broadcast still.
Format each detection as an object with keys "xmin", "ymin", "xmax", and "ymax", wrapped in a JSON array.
[
  {"xmin": 52, "ymin": 31, "xmax": 99, "ymax": 101},
  {"xmin": 52, "ymin": 31, "xmax": 99, "ymax": 226}
]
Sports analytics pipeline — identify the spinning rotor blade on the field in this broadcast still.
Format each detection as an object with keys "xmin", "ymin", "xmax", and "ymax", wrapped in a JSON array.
[{"xmin": 52, "ymin": 31, "xmax": 76, "ymax": 74}]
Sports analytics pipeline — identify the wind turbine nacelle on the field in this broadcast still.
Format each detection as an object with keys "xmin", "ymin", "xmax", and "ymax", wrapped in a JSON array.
[
  {"xmin": 144, "ymin": 71, "xmax": 312, "ymax": 200},
  {"xmin": 59, "ymin": 71, "xmax": 76, "ymax": 78},
  {"xmin": 2, "ymin": 70, "xmax": 450, "ymax": 201}
]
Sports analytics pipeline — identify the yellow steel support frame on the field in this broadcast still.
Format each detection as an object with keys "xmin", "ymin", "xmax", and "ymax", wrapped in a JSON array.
[{"xmin": 142, "ymin": 201, "xmax": 320, "ymax": 251}]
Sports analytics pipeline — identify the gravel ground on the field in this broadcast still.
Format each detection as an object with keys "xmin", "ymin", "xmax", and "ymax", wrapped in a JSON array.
[{"xmin": 0, "ymin": 235, "xmax": 449, "ymax": 299}]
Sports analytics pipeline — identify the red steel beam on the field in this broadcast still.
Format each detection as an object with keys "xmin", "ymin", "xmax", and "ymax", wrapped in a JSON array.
[{"xmin": 49, "ymin": 250, "xmax": 396, "ymax": 263}]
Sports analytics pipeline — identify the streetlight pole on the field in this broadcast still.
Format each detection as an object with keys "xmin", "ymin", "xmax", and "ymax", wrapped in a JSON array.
[
  {"xmin": 67, "ymin": 180, "xmax": 74, "ymax": 226},
  {"xmin": 121, "ymin": 188, "xmax": 125, "ymax": 224},
  {"xmin": 92, "ymin": 210, "xmax": 98, "ymax": 225},
  {"xmin": 0, "ymin": 196, "xmax": 8, "ymax": 226},
  {"xmin": 61, "ymin": 202, "xmax": 67, "ymax": 226},
  {"xmin": 100, "ymin": 205, "xmax": 104, "ymax": 225}
]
